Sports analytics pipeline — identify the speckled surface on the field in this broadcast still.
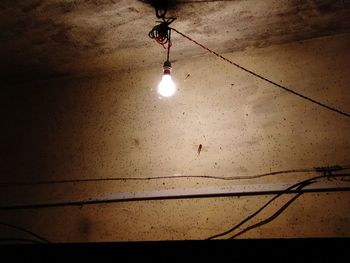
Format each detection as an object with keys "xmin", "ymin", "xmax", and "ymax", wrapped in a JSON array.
[
  {"xmin": 1, "ymin": 31, "xmax": 350, "ymax": 241},
  {"xmin": 1, "ymin": 0, "xmax": 350, "ymax": 81}
]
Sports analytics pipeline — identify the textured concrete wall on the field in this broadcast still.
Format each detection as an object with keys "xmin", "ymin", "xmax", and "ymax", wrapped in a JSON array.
[{"xmin": 0, "ymin": 33, "xmax": 349, "ymax": 242}]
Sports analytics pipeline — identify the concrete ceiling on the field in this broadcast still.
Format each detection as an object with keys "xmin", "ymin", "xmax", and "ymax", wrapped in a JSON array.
[{"xmin": 1, "ymin": 0, "xmax": 350, "ymax": 82}]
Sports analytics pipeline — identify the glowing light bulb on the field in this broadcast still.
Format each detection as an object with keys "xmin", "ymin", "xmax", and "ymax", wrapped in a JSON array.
[
  {"xmin": 158, "ymin": 74, "xmax": 176, "ymax": 97},
  {"xmin": 158, "ymin": 61, "xmax": 176, "ymax": 97}
]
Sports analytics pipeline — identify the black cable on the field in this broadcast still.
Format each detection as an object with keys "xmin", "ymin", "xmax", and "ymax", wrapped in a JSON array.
[
  {"xmin": 1, "ymin": 174, "xmax": 349, "ymax": 211},
  {"xmin": 148, "ymin": 8, "xmax": 176, "ymax": 49},
  {"xmin": 206, "ymin": 173, "xmax": 350, "ymax": 240},
  {"xmin": 167, "ymin": 28, "xmax": 171, "ymax": 61},
  {"xmin": 0, "ymin": 221, "xmax": 51, "ymax": 244},
  {"xmin": 1, "ymin": 165, "xmax": 349, "ymax": 188},
  {"xmin": 0, "ymin": 237, "xmax": 45, "ymax": 244},
  {"xmin": 206, "ymin": 178, "xmax": 315, "ymax": 240},
  {"xmin": 170, "ymin": 27, "xmax": 350, "ymax": 119},
  {"xmin": 229, "ymin": 192, "xmax": 304, "ymax": 239}
]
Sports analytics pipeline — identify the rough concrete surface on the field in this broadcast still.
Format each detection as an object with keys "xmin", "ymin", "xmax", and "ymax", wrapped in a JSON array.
[{"xmin": 0, "ymin": 0, "xmax": 350, "ymax": 242}]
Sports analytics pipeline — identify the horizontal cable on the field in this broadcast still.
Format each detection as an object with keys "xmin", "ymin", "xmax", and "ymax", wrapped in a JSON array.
[
  {"xmin": 0, "ymin": 165, "xmax": 349, "ymax": 187},
  {"xmin": 1, "ymin": 174, "xmax": 349, "ymax": 211}
]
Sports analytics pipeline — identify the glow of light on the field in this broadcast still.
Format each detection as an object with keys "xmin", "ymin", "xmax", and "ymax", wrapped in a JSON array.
[{"xmin": 158, "ymin": 74, "xmax": 176, "ymax": 97}]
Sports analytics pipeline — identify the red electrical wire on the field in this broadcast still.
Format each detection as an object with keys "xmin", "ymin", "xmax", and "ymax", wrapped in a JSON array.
[{"xmin": 170, "ymin": 27, "xmax": 350, "ymax": 119}]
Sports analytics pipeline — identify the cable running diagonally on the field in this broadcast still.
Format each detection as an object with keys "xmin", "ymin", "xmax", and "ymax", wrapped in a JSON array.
[
  {"xmin": 0, "ymin": 221, "xmax": 51, "ymax": 244},
  {"xmin": 206, "ymin": 173, "xmax": 349, "ymax": 240},
  {"xmin": 170, "ymin": 27, "xmax": 350, "ymax": 119}
]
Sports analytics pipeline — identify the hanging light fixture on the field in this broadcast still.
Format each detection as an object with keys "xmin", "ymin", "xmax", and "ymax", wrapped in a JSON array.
[
  {"xmin": 149, "ymin": 9, "xmax": 177, "ymax": 97},
  {"xmin": 158, "ymin": 60, "xmax": 176, "ymax": 97}
]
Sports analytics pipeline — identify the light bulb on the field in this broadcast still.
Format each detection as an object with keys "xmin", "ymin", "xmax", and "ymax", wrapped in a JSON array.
[
  {"xmin": 158, "ymin": 75, "xmax": 176, "ymax": 97},
  {"xmin": 158, "ymin": 60, "xmax": 176, "ymax": 97}
]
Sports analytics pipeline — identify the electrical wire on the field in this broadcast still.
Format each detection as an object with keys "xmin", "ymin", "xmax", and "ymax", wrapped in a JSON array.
[
  {"xmin": 148, "ymin": 8, "xmax": 176, "ymax": 63},
  {"xmin": 206, "ymin": 173, "xmax": 350, "ymax": 240},
  {"xmin": 170, "ymin": 27, "xmax": 350, "ymax": 119},
  {"xmin": 0, "ymin": 175, "xmax": 348, "ymax": 240},
  {"xmin": 148, "ymin": 9, "xmax": 176, "ymax": 49},
  {"xmin": 0, "ymin": 165, "xmax": 349, "ymax": 187},
  {"xmin": 229, "ymin": 192, "xmax": 304, "ymax": 239},
  {"xmin": 0, "ymin": 221, "xmax": 51, "ymax": 244},
  {"xmin": 207, "ymin": 177, "xmax": 316, "ymax": 240},
  {"xmin": 1, "ymin": 174, "xmax": 349, "ymax": 211},
  {"xmin": 0, "ymin": 238, "xmax": 45, "ymax": 244}
]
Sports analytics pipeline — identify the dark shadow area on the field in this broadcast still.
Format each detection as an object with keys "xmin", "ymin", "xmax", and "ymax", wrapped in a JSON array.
[
  {"xmin": 0, "ymin": 86, "xmax": 72, "ymax": 183},
  {"xmin": 0, "ymin": 0, "xmax": 72, "ymax": 83},
  {"xmin": 140, "ymin": 0, "xmax": 180, "ymax": 10},
  {"xmin": 0, "ymin": 239, "xmax": 348, "ymax": 262}
]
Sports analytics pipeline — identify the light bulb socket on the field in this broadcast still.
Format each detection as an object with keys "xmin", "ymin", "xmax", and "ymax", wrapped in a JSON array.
[{"xmin": 163, "ymin": 60, "xmax": 172, "ymax": 75}]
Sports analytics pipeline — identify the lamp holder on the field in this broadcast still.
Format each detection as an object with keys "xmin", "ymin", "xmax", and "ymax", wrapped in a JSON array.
[{"xmin": 163, "ymin": 60, "xmax": 172, "ymax": 75}]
